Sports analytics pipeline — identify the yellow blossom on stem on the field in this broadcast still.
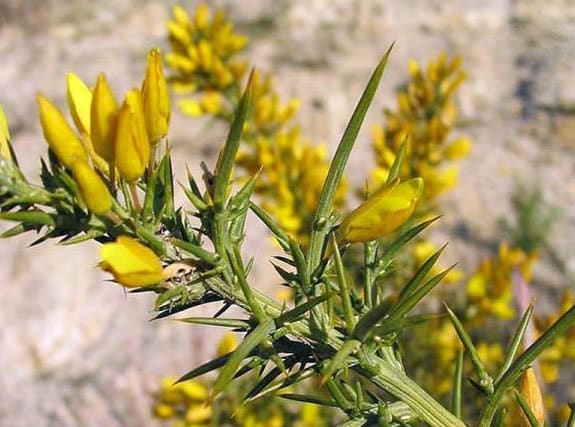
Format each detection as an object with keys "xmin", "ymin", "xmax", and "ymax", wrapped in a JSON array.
[
  {"xmin": 91, "ymin": 73, "xmax": 119, "ymax": 163},
  {"xmin": 99, "ymin": 235, "xmax": 162, "ymax": 287},
  {"xmin": 36, "ymin": 93, "xmax": 88, "ymax": 168},
  {"xmin": 337, "ymin": 178, "xmax": 423, "ymax": 244},
  {"xmin": 141, "ymin": 48, "xmax": 170, "ymax": 143},
  {"xmin": 66, "ymin": 72, "xmax": 92, "ymax": 137},
  {"xmin": 0, "ymin": 103, "xmax": 12, "ymax": 161},
  {"xmin": 115, "ymin": 89, "xmax": 150, "ymax": 182},
  {"xmin": 71, "ymin": 159, "xmax": 112, "ymax": 215}
]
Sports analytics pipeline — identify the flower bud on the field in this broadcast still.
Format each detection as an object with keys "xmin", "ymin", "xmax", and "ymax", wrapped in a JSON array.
[
  {"xmin": 519, "ymin": 367, "xmax": 545, "ymax": 426},
  {"xmin": 66, "ymin": 73, "xmax": 92, "ymax": 137},
  {"xmin": 217, "ymin": 332, "xmax": 238, "ymax": 356},
  {"xmin": 36, "ymin": 94, "xmax": 88, "ymax": 168},
  {"xmin": 115, "ymin": 89, "xmax": 150, "ymax": 182},
  {"xmin": 141, "ymin": 48, "xmax": 170, "ymax": 143},
  {"xmin": 99, "ymin": 236, "xmax": 163, "ymax": 287},
  {"xmin": 0, "ymin": 103, "xmax": 12, "ymax": 161},
  {"xmin": 71, "ymin": 159, "xmax": 112, "ymax": 215},
  {"xmin": 337, "ymin": 178, "xmax": 424, "ymax": 243},
  {"xmin": 91, "ymin": 73, "xmax": 118, "ymax": 163}
]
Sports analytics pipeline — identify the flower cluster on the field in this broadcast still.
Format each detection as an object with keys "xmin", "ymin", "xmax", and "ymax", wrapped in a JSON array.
[
  {"xmin": 166, "ymin": 4, "xmax": 344, "ymax": 246},
  {"xmin": 371, "ymin": 52, "xmax": 470, "ymax": 208},
  {"xmin": 36, "ymin": 48, "xmax": 170, "ymax": 218},
  {"xmin": 167, "ymin": 4, "xmax": 247, "ymax": 118},
  {"xmin": 466, "ymin": 243, "xmax": 537, "ymax": 321}
]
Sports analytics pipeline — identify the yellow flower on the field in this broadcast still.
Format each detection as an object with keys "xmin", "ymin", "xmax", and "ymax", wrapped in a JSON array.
[
  {"xmin": 66, "ymin": 72, "xmax": 92, "ymax": 137},
  {"xmin": 36, "ymin": 93, "xmax": 88, "ymax": 168},
  {"xmin": 114, "ymin": 89, "xmax": 150, "ymax": 182},
  {"xmin": 337, "ymin": 178, "xmax": 424, "ymax": 243},
  {"xmin": 99, "ymin": 236, "xmax": 162, "ymax": 287},
  {"xmin": 91, "ymin": 73, "xmax": 118, "ymax": 163},
  {"xmin": 443, "ymin": 137, "xmax": 471, "ymax": 161},
  {"xmin": 185, "ymin": 403, "xmax": 213, "ymax": 424},
  {"xmin": 217, "ymin": 331, "xmax": 238, "ymax": 356},
  {"xmin": 71, "ymin": 159, "xmax": 112, "ymax": 215},
  {"xmin": 141, "ymin": 48, "xmax": 170, "ymax": 143},
  {"xmin": 0, "ymin": 103, "xmax": 12, "ymax": 161}
]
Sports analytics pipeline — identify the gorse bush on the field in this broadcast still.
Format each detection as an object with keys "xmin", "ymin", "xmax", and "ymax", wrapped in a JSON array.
[{"xmin": 1, "ymin": 3, "xmax": 575, "ymax": 427}]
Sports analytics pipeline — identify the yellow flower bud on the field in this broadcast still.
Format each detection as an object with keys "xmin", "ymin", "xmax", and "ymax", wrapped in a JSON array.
[
  {"xmin": 152, "ymin": 403, "xmax": 175, "ymax": 419},
  {"xmin": 0, "ymin": 103, "xmax": 12, "ymax": 161},
  {"xmin": 36, "ymin": 93, "xmax": 88, "ymax": 168},
  {"xmin": 115, "ymin": 89, "xmax": 150, "ymax": 182},
  {"xmin": 99, "ymin": 236, "xmax": 163, "ymax": 287},
  {"xmin": 71, "ymin": 159, "xmax": 112, "ymax": 215},
  {"xmin": 178, "ymin": 99, "xmax": 203, "ymax": 117},
  {"xmin": 66, "ymin": 73, "xmax": 92, "ymax": 137},
  {"xmin": 194, "ymin": 3, "xmax": 210, "ymax": 30},
  {"xmin": 518, "ymin": 367, "xmax": 545, "ymax": 426},
  {"xmin": 180, "ymin": 380, "xmax": 209, "ymax": 401},
  {"xmin": 337, "ymin": 178, "xmax": 424, "ymax": 243},
  {"xmin": 141, "ymin": 48, "xmax": 171, "ymax": 143},
  {"xmin": 91, "ymin": 73, "xmax": 118, "ymax": 163}
]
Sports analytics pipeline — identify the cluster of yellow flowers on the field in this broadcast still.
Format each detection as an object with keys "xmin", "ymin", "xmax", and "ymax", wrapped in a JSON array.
[
  {"xmin": 166, "ymin": 4, "xmax": 247, "ymax": 119},
  {"xmin": 36, "ymin": 48, "xmax": 170, "ymax": 216},
  {"xmin": 370, "ymin": 52, "xmax": 470, "ymax": 206},
  {"xmin": 165, "ymin": 4, "xmax": 344, "ymax": 246},
  {"xmin": 466, "ymin": 243, "xmax": 537, "ymax": 321},
  {"xmin": 152, "ymin": 332, "xmax": 327, "ymax": 427}
]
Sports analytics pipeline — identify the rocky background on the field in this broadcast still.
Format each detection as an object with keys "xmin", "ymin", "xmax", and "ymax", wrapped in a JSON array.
[{"xmin": 0, "ymin": 0, "xmax": 574, "ymax": 425}]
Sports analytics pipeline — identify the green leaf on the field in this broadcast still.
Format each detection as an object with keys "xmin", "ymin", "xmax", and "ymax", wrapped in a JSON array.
[
  {"xmin": 170, "ymin": 238, "xmax": 219, "ymax": 264},
  {"xmin": 308, "ymin": 44, "xmax": 394, "ymax": 271},
  {"xmin": 176, "ymin": 317, "xmax": 251, "ymax": 329},
  {"xmin": 330, "ymin": 234, "xmax": 355, "ymax": 334},
  {"xmin": 280, "ymin": 393, "xmax": 339, "ymax": 408},
  {"xmin": 321, "ymin": 339, "xmax": 361, "ymax": 383},
  {"xmin": 0, "ymin": 210, "xmax": 55, "ymax": 226},
  {"xmin": 452, "ymin": 350, "xmax": 463, "ymax": 418},
  {"xmin": 495, "ymin": 304, "xmax": 534, "ymax": 383},
  {"xmin": 249, "ymin": 201, "xmax": 290, "ymax": 251},
  {"xmin": 212, "ymin": 319, "xmax": 275, "ymax": 398},
  {"xmin": 377, "ymin": 216, "xmax": 440, "ymax": 272},
  {"xmin": 397, "ymin": 243, "xmax": 446, "ymax": 302},
  {"xmin": 445, "ymin": 303, "xmax": 493, "ymax": 396},
  {"xmin": 275, "ymin": 293, "xmax": 334, "ymax": 326},
  {"xmin": 213, "ymin": 70, "xmax": 252, "ymax": 209},
  {"xmin": 385, "ymin": 137, "xmax": 409, "ymax": 186},
  {"xmin": 176, "ymin": 353, "xmax": 231, "ymax": 383}
]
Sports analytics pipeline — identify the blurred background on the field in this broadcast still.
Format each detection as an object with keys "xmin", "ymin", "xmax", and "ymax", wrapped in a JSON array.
[{"xmin": 0, "ymin": 0, "xmax": 574, "ymax": 425}]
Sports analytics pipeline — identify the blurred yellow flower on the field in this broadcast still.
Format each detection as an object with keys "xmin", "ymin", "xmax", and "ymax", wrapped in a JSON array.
[
  {"xmin": 217, "ymin": 331, "xmax": 238, "ymax": 356},
  {"xmin": 518, "ymin": 367, "xmax": 545, "ymax": 426},
  {"xmin": 99, "ymin": 236, "xmax": 162, "ymax": 287}
]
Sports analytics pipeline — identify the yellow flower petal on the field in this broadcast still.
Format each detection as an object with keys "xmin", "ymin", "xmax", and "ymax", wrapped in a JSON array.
[
  {"xmin": 91, "ymin": 73, "xmax": 118, "ymax": 162},
  {"xmin": 37, "ymin": 93, "xmax": 88, "ymax": 168},
  {"xmin": 141, "ymin": 48, "xmax": 170, "ymax": 143},
  {"xmin": 444, "ymin": 137, "xmax": 471, "ymax": 161},
  {"xmin": 67, "ymin": 72, "xmax": 92, "ymax": 137},
  {"xmin": 99, "ymin": 236, "xmax": 162, "ymax": 287},
  {"xmin": 71, "ymin": 159, "xmax": 112, "ymax": 215},
  {"xmin": 337, "ymin": 178, "xmax": 424, "ymax": 243},
  {"xmin": 217, "ymin": 331, "xmax": 238, "ymax": 356},
  {"xmin": 115, "ymin": 89, "xmax": 150, "ymax": 182}
]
